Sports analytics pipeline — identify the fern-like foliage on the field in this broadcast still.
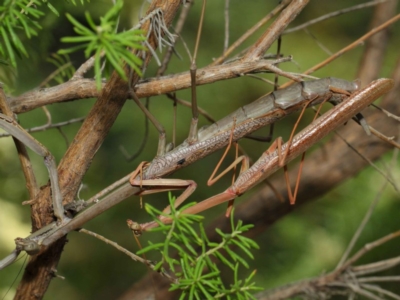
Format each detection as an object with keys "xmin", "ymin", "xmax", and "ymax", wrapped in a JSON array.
[
  {"xmin": 59, "ymin": 0, "xmax": 146, "ymax": 89},
  {"xmin": 0, "ymin": 0, "xmax": 43, "ymax": 67},
  {"xmin": 137, "ymin": 194, "xmax": 262, "ymax": 300}
]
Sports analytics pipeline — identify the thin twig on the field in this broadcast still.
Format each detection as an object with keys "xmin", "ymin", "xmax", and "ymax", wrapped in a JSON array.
[
  {"xmin": 346, "ymin": 283, "xmax": 383, "ymax": 300},
  {"xmin": 336, "ymin": 182, "xmax": 388, "ymax": 268},
  {"xmin": 330, "ymin": 130, "xmax": 398, "ymax": 191},
  {"xmin": 211, "ymin": 0, "xmax": 291, "ymax": 66},
  {"xmin": 0, "ymin": 117, "xmax": 85, "ymax": 138},
  {"xmin": 78, "ymin": 228, "xmax": 178, "ymax": 283},
  {"xmin": 223, "ymin": 0, "xmax": 230, "ymax": 53},
  {"xmin": 166, "ymin": 93, "xmax": 215, "ymax": 123},
  {"xmin": 281, "ymin": 14, "xmax": 400, "ymax": 88},
  {"xmin": 356, "ymin": 0, "xmax": 397, "ymax": 85},
  {"xmin": 119, "ymin": 98, "xmax": 150, "ymax": 161},
  {"xmin": 352, "ymin": 256, "xmax": 400, "ymax": 276},
  {"xmin": 284, "ymin": 0, "xmax": 391, "ymax": 34},
  {"xmin": 358, "ymin": 276, "xmax": 400, "ymax": 283},
  {"xmin": 86, "ymin": 173, "xmax": 132, "ymax": 205},
  {"xmin": 361, "ymin": 283, "xmax": 400, "ymax": 300},
  {"xmin": 338, "ymin": 231, "xmax": 400, "ymax": 272}
]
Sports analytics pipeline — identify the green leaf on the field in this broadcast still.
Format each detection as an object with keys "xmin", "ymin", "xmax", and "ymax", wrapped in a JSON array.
[
  {"xmin": 237, "ymin": 235, "xmax": 259, "ymax": 250},
  {"xmin": 46, "ymin": 2, "xmax": 59, "ymax": 16},
  {"xmin": 94, "ymin": 48, "xmax": 102, "ymax": 90},
  {"xmin": 214, "ymin": 251, "xmax": 234, "ymax": 270},
  {"xmin": 1, "ymin": 27, "xmax": 16, "ymax": 67},
  {"xmin": 103, "ymin": 39, "xmax": 127, "ymax": 79},
  {"xmin": 238, "ymin": 224, "xmax": 254, "ymax": 232},
  {"xmin": 229, "ymin": 249, "xmax": 249, "ymax": 268},
  {"xmin": 13, "ymin": 11, "xmax": 31, "ymax": 38},
  {"xmin": 6, "ymin": 23, "xmax": 27, "ymax": 57},
  {"xmin": 153, "ymin": 260, "xmax": 163, "ymax": 271},
  {"xmin": 103, "ymin": 0, "xmax": 123, "ymax": 21},
  {"xmin": 58, "ymin": 44, "xmax": 87, "ymax": 55},
  {"xmin": 61, "ymin": 36, "xmax": 94, "ymax": 43},
  {"xmin": 84, "ymin": 11, "xmax": 97, "ymax": 31},
  {"xmin": 65, "ymin": 14, "xmax": 93, "ymax": 36},
  {"xmin": 137, "ymin": 242, "xmax": 164, "ymax": 254},
  {"xmin": 231, "ymin": 239, "xmax": 254, "ymax": 259}
]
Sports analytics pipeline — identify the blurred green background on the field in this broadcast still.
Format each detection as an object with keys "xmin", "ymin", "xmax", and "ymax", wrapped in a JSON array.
[{"xmin": 0, "ymin": 1, "xmax": 399, "ymax": 299}]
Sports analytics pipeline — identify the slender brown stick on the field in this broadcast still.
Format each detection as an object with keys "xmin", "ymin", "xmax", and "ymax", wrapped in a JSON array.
[
  {"xmin": 284, "ymin": 0, "xmax": 391, "ymax": 34},
  {"xmin": 9, "ymin": 58, "xmax": 288, "ymax": 114},
  {"xmin": 0, "ymin": 117, "xmax": 85, "ymax": 138},
  {"xmin": 79, "ymin": 228, "xmax": 178, "ymax": 283},
  {"xmin": 223, "ymin": 0, "xmax": 230, "ymax": 53}
]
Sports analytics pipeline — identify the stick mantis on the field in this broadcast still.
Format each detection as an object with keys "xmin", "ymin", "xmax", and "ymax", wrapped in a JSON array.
[{"xmin": 128, "ymin": 78, "xmax": 394, "ymax": 234}]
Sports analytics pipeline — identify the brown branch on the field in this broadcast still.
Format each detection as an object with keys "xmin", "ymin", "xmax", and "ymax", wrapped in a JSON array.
[
  {"xmin": 9, "ymin": 58, "xmax": 288, "ymax": 114},
  {"xmin": 13, "ymin": 1, "xmax": 182, "ymax": 299}
]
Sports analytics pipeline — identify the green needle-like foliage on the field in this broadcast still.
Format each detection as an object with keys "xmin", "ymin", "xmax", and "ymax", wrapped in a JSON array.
[
  {"xmin": 59, "ymin": 0, "xmax": 146, "ymax": 89},
  {"xmin": 0, "ymin": 0, "xmax": 43, "ymax": 67},
  {"xmin": 0, "ymin": 0, "xmax": 91, "ymax": 71},
  {"xmin": 138, "ymin": 193, "xmax": 262, "ymax": 299}
]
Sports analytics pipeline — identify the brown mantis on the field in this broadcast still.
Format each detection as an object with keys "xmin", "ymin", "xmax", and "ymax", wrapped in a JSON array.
[
  {"xmin": 126, "ymin": 79, "xmax": 393, "ymax": 232},
  {"xmin": 128, "ymin": 78, "xmax": 394, "ymax": 234}
]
